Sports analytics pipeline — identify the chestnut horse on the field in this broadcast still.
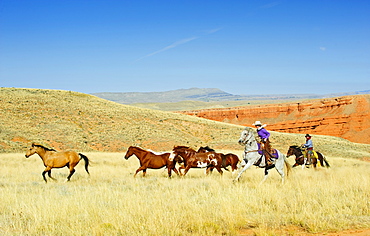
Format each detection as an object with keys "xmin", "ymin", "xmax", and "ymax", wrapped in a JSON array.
[
  {"xmin": 286, "ymin": 145, "xmax": 330, "ymax": 169},
  {"xmin": 124, "ymin": 146, "xmax": 179, "ymax": 177},
  {"xmin": 172, "ymin": 146, "xmax": 223, "ymax": 176},
  {"xmin": 25, "ymin": 143, "xmax": 90, "ymax": 183},
  {"xmin": 197, "ymin": 146, "xmax": 239, "ymax": 172}
]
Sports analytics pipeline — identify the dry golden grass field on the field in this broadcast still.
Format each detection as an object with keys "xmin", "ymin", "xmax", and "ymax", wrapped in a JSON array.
[
  {"xmin": 0, "ymin": 151, "xmax": 369, "ymax": 236},
  {"xmin": 1, "ymin": 88, "xmax": 370, "ymax": 235}
]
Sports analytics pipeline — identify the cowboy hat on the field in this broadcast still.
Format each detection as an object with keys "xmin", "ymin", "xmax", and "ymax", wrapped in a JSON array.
[
  {"xmin": 252, "ymin": 121, "xmax": 263, "ymax": 126},
  {"xmin": 305, "ymin": 134, "xmax": 311, "ymax": 137}
]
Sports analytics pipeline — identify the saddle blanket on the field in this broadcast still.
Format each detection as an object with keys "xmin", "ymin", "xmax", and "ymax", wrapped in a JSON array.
[{"xmin": 257, "ymin": 143, "xmax": 279, "ymax": 158}]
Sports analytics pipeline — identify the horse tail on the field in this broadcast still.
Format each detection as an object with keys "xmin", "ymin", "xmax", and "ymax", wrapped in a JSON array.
[
  {"xmin": 283, "ymin": 154, "xmax": 292, "ymax": 176},
  {"xmin": 79, "ymin": 153, "xmax": 90, "ymax": 174},
  {"xmin": 321, "ymin": 153, "xmax": 330, "ymax": 168}
]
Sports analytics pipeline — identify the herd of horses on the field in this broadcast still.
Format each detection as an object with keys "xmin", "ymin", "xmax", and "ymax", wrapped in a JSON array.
[{"xmin": 25, "ymin": 129, "xmax": 330, "ymax": 183}]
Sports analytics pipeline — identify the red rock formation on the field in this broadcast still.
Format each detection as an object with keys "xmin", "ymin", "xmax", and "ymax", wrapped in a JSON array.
[{"xmin": 178, "ymin": 95, "xmax": 370, "ymax": 144}]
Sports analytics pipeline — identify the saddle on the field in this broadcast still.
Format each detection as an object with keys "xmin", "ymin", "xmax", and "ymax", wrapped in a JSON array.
[
  {"xmin": 303, "ymin": 150, "xmax": 319, "ymax": 159},
  {"xmin": 255, "ymin": 143, "xmax": 279, "ymax": 167},
  {"xmin": 257, "ymin": 143, "xmax": 279, "ymax": 158}
]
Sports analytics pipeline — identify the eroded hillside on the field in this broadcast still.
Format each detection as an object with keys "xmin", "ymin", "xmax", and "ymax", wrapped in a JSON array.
[{"xmin": 179, "ymin": 95, "xmax": 370, "ymax": 144}]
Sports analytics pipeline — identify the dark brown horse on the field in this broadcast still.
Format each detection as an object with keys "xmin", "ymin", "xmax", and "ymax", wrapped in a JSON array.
[
  {"xmin": 286, "ymin": 145, "xmax": 330, "ymax": 168},
  {"xmin": 124, "ymin": 146, "xmax": 179, "ymax": 177},
  {"xmin": 197, "ymin": 146, "xmax": 239, "ymax": 172},
  {"xmin": 172, "ymin": 146, "xmax": 223, "ymax": 176},
  {"xmin": 25, "ymin": 143, "xmax": 90, "ymax": 183}
]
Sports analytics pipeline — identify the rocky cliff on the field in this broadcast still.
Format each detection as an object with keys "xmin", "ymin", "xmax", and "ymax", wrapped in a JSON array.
[{"xmin": 178, "ymin": 95, "xmax": 370, "ymax": 144}]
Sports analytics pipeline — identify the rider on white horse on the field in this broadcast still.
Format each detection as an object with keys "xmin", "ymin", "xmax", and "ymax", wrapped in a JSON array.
[{"xmin": 235, "ymin": 127, "xmax": 291, "ymax": 183}]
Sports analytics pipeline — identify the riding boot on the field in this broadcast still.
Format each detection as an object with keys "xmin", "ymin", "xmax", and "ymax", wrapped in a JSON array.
[{"xmin": 263, "ymin": 151, "xmax": 273, "ymax": 166}]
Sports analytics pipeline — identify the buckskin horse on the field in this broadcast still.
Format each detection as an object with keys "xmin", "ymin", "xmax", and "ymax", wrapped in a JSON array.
[
  {"xmin": 124, "ymin": 146, "xmax": 179, "ymax": 177},
  {"xmin": 172, "ymin": 146, "xmax": 224, "ymax": 176},
  {"xmin": 25, "ymin": 143, "xmax": 90, "ymax": 183},
  {"xmin": 234, "ymin": 128, "xmax": 291, "ymax": 183},
  {"xmin": 286, "ymin": 145, "xmax": 330, "ymax": 169},
  {"xmin": 197, "ymin": 146, "xmax": 239, "ymax": 173}
]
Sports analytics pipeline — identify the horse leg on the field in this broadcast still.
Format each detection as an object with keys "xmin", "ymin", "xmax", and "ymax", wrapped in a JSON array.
[
  {"xmin": 47, "ymin": 170, "xmax": 57, "ymax": 181},
  {"xmin": 167, "ymin": 166, "xmax": 173, "ymax": 178},
  {"xmin": 234, "ymin": 160, "xmax": 253, "ymax": 182},
  {"xmin": 42, "ymin": 166, "xmax": 52, "ymax": 183},
  {"xmin": 260, "ymin": 165, "xmax": 275, "ymax": 184},
  {"xmin": 172, "ymin": 167, "xmax": 180, "ymax": 176},
  {"xmin": 275, "ymin": 164, "xmax": 286, "ymax": 184},
  {"xmin": 66, "ymin": 168, "xmax": 76, "ymax": 182},
  {"xmin": 42, "ymin": 171, "xmax": 48, "ymax": 183},
  {"xmin": 313, "ymin": 159, "xmax": 317, "ymax": 168},
  {"xmin": 183, "ymin": 166, "xmax": 191, "ymax": 176},
  {"xmin": 213, "ymin": 165, "xmax": 223, "ymax": 175},
  {"xmin": 133, "ymin": 166, "xmax": 147, "ymax": 177},
  {"xmin": 178, "ymin": 165, "xmax": 185, "ymax": 176}
]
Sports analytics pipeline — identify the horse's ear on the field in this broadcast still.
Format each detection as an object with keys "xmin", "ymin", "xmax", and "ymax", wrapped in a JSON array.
[{"xmin": 31, "ymin": 143, "xmax": 35, "ymax": 147}]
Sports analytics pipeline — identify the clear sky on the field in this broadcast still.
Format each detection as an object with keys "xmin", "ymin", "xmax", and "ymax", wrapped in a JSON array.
[{"xmin": 1, "ymin": 0, "xmax": 369, "ymax": 95}]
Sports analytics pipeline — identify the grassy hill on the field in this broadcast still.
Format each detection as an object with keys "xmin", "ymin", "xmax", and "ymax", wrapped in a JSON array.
[{"xmin": 0, "ymin": 88, "xmax": 369, "ymax": 160}]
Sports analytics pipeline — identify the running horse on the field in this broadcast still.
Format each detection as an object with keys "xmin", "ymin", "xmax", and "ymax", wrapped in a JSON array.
[
  {"xmin": 124, "ymin": 146, "xmax": 179, "ymax": 177},
  {"xmin": 25, "ymin": 143, "xmax": 90, "ymax": 183},
  {"xmin": 172, "ymin": 146, "xmax": 224, "ymax": 176},
  {"xmin": 197, "ymin": 146, "xmax": 239, "ymax": 172},
  {"xmin": 234, "ymin": 128, "xmax": 291, "ymax": 183},
  {"xmin": 286, "ymin": 145, "xmax": 330, "ymax": 169}
]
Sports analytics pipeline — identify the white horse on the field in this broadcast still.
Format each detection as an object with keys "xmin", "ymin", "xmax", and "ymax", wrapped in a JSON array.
[{"xmin": 234, "ymin": 128, "xmax": 291, "ymax": 183}]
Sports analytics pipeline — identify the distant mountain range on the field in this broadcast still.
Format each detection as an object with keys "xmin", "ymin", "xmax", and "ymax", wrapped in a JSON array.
[{"xmin": 91, "ymin": 88, "xmax": 370, "ymax": 104}]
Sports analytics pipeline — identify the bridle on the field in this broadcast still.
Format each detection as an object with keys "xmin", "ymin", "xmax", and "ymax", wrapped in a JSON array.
[{"xmin": 239, "ymin": 129, "xmax": 259, "ymax": 153}]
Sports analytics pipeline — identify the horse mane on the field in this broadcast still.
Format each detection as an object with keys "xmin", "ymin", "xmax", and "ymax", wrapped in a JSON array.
[
  {"xmin": 198, "ymin": 146, "xmax": 215, "ymax": 152},
  {"xmin": 173, "ymin": 146, "xmax": 196, "ymax": 152},
  {"xmin": 32, "ymin": 143, "xmax": 56, "ymax": 151}
]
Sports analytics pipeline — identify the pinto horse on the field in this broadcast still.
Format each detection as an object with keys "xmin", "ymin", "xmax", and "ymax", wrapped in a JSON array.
[
  {"xmin": 234, "ymin": 128, "xmax": 291, "ymax": 183},
  {"xmin": 286, "ymin": 145, "xmax": 330, "ymax": 169},
  {"xmin": 124, "ymin": 146, "xmax": 179, "ymax": 177},
  {"xmin": 25, "ymin": 143, "xmax": 90, "ymax": 183},
  {"xmin": 197, "ymin": 146, "xmax": 239, "ymax": 172},
  {"xmin": 173, "ymin": 146, "xmax": 223, "ymax": 176}
]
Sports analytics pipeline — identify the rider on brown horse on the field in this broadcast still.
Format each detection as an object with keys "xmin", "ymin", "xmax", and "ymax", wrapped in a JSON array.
[
  {"xmin": 253, "ymin": 121, "xmax": 275, "ymax": 165},
  {"xmin": 302, "ymin": 134, "xmax": 314, "ymax": 165}
]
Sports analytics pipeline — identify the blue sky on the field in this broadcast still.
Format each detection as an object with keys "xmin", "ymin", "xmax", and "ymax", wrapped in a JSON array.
[{"xmin": 1, "ymin": 0, "xmax": 369, "ymax": 95}]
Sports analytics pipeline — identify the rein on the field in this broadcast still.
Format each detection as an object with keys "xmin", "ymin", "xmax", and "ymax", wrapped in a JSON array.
[{"xmin": 245, "ymin": 150, "xmax": 259, "ymax": 154}]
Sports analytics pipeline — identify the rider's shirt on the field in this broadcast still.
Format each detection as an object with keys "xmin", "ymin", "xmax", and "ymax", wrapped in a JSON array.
[
  {"xmin": 257, "ymin": 127, "xmax": 270, "ymax": 140},
  {"xmin": 303, "ymin": 139, "xmax": 313, "ymax": 149}
]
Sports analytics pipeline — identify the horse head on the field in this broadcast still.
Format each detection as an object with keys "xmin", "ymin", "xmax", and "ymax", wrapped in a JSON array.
[
  {"xmin": 286, "ymin": 145, "xmax": 302, "ymax": 158},
  {"xmin": 124, "ymin": 146, "xmax": 136, "ymax": 160},
  {"xmin": 25, "ymin": 143, "xmax": 38, "ymax": 158},
  {"xmin": 238, "ymin": 128, "xmax": 254, "ymax": 145},
  {"xmin": 25, "ymin": 143, "xmax": 52, "ymax": 158}
]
